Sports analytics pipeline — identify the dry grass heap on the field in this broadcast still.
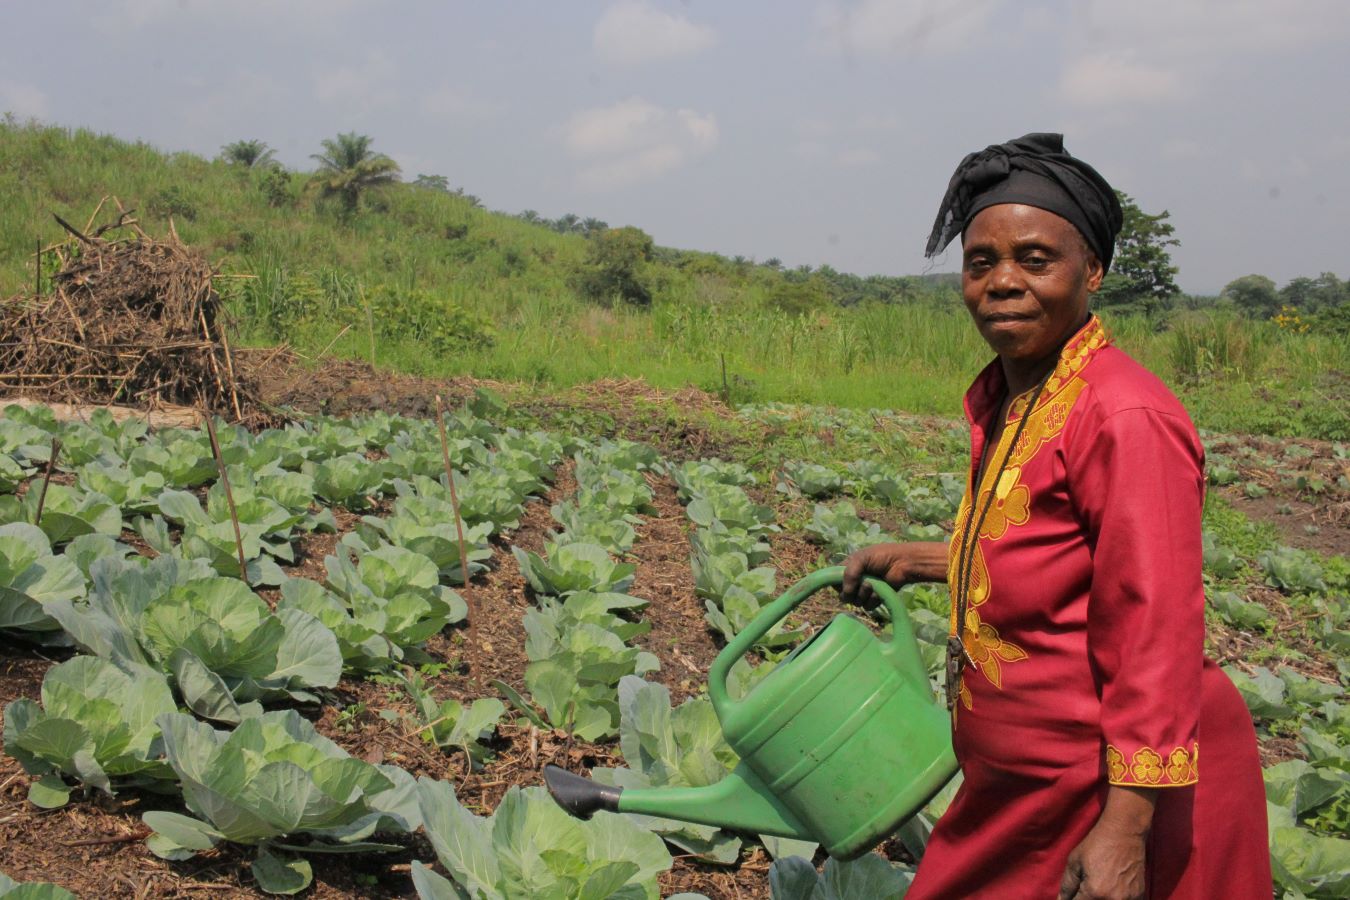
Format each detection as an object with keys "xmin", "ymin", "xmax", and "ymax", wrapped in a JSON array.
[{"xmin": 0, "ymin": 206, "xmax": 265, "ymax": 423}]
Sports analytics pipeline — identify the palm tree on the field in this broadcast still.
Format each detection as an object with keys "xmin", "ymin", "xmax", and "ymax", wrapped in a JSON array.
[
  {"xmin": 581, "ymin": 217, "xmax": 608, "ymax": 236},
  {"xmin": 310, "ymin": 132, "xmax": 401, "ymax": 218},
  {"xmin": 220, "ymin": 139, "xmax": 278, "ymax": 169}
]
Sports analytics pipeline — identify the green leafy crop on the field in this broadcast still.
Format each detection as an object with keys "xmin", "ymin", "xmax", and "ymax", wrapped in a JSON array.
[
  {"xmin": 145, "ymin": 710, "xmax": 420, "ymax": 894},
  {"xmin": 413, "ymin": 779, "xmax": 672, "ymax": 900},
  {"xmin": 4, "ymin": 656, "xmax": 177, "ymax": 808}
]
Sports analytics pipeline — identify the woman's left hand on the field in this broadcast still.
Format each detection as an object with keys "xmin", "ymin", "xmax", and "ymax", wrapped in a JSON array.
[
  {"xmin": 1058, "ymin": 785, "xmax": 1156, "ymax": 899},
  {"xmin": 1057, "ymin": 823, "xmax": 1146, "ymax": 899}
]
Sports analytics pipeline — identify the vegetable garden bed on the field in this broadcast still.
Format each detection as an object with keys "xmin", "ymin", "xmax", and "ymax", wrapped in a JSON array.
[{"xmin": 0, "ymin": 386, "xmax": 1344, "ymax": 898}]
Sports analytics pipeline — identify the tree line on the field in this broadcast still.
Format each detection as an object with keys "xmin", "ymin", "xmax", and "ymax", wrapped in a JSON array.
[{"xmin": 221, "ymin": 136, "xmax": 1344, "ymax": 331}]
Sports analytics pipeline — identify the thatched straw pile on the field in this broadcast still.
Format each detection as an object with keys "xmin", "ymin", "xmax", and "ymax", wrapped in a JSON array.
[{"xmin": 0, "ymin": 208, "xmax": 264, "ymax": 423}]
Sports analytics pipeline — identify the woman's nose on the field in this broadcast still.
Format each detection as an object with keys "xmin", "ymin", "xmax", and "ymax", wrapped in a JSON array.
[{"xmin": 988, "ymin": 259, "xmax": 1024, "ymax": 296}]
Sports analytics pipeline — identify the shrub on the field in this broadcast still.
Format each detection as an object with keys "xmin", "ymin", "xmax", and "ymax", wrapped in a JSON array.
[
  {"xmin": 573, "ymin": 226, "xmax": 656, "ymax": 307},
  {"xmin": 365, "ymin": 285, "xmax": 495, "ymax": 354}
]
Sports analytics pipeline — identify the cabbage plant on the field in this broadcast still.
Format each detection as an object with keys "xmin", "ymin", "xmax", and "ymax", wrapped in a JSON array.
[
  {"xmin": 549, "ymin": 500, "xmax": 638, "ymax": 554},
  {"xmin": 776, "ymin": 462, "xmax": 845, "ymax": 499},
  {"xmin": 0, "ymin": 484, "xmax": 122, "ymax": 546},
  {"xmin": 513, "ymin": 541, "xmax": 636, "ymax": 597},
  {"xmin": 685, "ymin": 483, "xmax": 776, "ymax": 536},
  {"xmin": 0, "ymin": 871, "xmax": 77, "ymax": 899},
  {"xmin": 144, "ymin": 710, "xmax": 420, "ymax": 894},
  {"xmin": 806, "ymin": 502, "xmax": 893, "ymax": 561},
  {"xmin": 671, "ymin": 458, "xmax": 756, "ymax": 502},
  {"xmin": 3, "ymin": 656, "xmax": 176, "ymax": 808},
  {"xmin": 351, "ymin": 501, "xmax": 493, "ymax": 581},
  {"xmin": 48, "ymin": 559, "xmax": 340, "ymax": 723},
  {"xmin": 0, "ymin": 523, "xmax": 83, "ymax": 643},
  {"xmin": 524, "ymin": 601, "xmax": 658, "ymax": 740},
  {"xmin": 412, "ymin": 779, "xmax": 672, "ymax": 900},
  {"xmin": 276, "ymin": 545, "xmax": 466, "ymax": 672},
  {"xmin": 308, "ymin": 452, "xmax": 384, "ymax": 510},
  {"xmin": 769, "ymin": 854, "xmax": 914, "ymax": 900}
]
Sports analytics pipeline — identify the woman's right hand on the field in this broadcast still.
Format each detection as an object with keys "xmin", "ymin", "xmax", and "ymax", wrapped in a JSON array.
[{"xmin": 840, "ymin": 542, "xmax": 949, "ymax": 607}]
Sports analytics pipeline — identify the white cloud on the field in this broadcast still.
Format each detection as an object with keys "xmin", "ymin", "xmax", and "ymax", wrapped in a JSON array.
[
  {"xmin": 0, "ymin": 81, "xmax": 49, "ymax": 118},
  {"xmin": 563, "ymin": 97, "xmax": 718, "ymax": 189},
  {"xmin": 1058, "ymin": 53, "xmax": 1183, "ymax": 107},
  {"xmin": 593, "ymin": 1, "xmax": 717, "ymax": 65},
  {"xmin": 816, "ymin": 0, "xmax": 1002, "ymax": 56}
]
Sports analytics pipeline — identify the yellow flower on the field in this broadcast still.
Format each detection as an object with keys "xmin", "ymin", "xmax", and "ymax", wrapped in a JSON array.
[
  {"xmin": 1106, "ymin": 746, "xmax": 1127, "ymax": 783},
  {"xmin": 1130, "ymin": 748, "xmax": 1164, "ymax": 785},
  {"xmin": 962, "ymin": 610, "xmax": 1029, "ymax": 690},
  {"xmin": 1165, "ymin": 747, "xmax": 1194, "ymax": 783},
  {"xmin": 977, "ymin": 468, "xmax": 1030, "ymax": 541}
]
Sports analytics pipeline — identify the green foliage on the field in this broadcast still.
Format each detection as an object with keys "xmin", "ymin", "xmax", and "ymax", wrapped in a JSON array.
[
  {"xmin": 768, "ymin": 855, "xmax": 913, "ymax": 899},
  {"xmin": 145, "ymin": 710, "xmax": 419, "ymax": 893},
  {"xmin": 1095, "ymin": 191, "xmax": 1180, "ymax": 314},
  {"xmin": 4, "ymin": 657, "xmax": 177, "ymax": 807},
  {"xmin": 0, "ymin": 872, "xmax": 77, "ymax": 899},
  {"xmin": 777, "ymin": 462, "xmax": 845, "ymax": 499},
  {"xmin": 220, "ymin": 139, "xmax": 278, "ymax": 169},
  {"xmin": 1223, "ymin": 274, "xmax": 1281, "ymax": 319},
  {"xmin": 47, "ymin": 558, "xmax": 340, "ymax": 723},
  {"xmin": 513, "ymin": 541, "xmax": 636, "ymax": 597},
  {"xmin": 573, "ymin": 226, "xmax": 657, "ymax": 307},
  {"xmin": 0, "ymin": 484, "xmax": 122, "ymax": 546},
  {"xmin": 671, "ymin": 458, "xmax": 756, "ymax": 502},
  {"xmin": 309, "ymin": 131, "xmax": 401, "ymax": 218},
  {"xmin": 1259, "ymin": 546, "xmax": 1328, "ymax": 594},
  {"xmin": 763, "ymin": 279, "xmax": 830, "ymax": 316},
  {"xmin": 0, "ymin": 523, "xmax": 84, "ymax": 643},
  {"xmin": 397, "ymin": 670, "xmax": 504, "ymax": 767},
  {"xmin": 686, "ymin": 483, "xmax": 776, "ymax": 536},
  {"xmin": 414, "ymin": 779, "xmax": 672, "ymax": 900},
  {"xmin": 806, "ymin": 502, "xmax": 892, "ymax": 562},
  {"xmin": 523, "ymin": 598, "xmax": 659, "ymax": 740},
  {"xmin": 365, "ymin": 284, "xmax": 496, "ymax": 356}
]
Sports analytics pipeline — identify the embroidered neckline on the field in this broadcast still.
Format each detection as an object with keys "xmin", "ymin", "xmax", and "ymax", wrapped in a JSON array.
[{"xmin": 1007, "ymin": 315, "xmax": 1110, "ymax": 421}]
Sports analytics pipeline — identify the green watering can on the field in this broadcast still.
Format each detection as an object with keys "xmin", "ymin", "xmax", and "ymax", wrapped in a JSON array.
[{"xmin": 543, "ymin": 566, "xmax": 957, "ymax": 860}]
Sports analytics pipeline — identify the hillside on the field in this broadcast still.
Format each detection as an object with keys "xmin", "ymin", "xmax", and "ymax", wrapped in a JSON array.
[{"xmin": 1, "ymin": 117, "xmax": 1347, "ymax": 439}]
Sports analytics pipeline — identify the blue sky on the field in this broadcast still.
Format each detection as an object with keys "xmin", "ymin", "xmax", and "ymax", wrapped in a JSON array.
[{"xmin": 3, "ymin": 0, "xmax": 1348, "ymax": 293}]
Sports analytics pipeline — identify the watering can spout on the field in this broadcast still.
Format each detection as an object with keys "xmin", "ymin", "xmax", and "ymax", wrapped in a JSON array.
[{"xmin": 543, "ymin": 763, "xmax": 813, "ymax": 841}]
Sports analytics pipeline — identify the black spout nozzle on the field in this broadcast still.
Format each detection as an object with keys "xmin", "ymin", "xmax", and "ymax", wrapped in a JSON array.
[{"xmin": 542, "ymin": 764, "xmax": 623, "ymax": 819}]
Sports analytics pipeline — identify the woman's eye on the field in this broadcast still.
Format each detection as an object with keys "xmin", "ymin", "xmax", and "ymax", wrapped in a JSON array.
[{"xmin": 1023, "ymin": 256, "xmax": 1049, "ymax": 269}]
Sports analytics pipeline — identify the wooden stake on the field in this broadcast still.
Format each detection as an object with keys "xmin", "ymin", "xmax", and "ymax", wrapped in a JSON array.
[
  {"xmin": 33, "ymin": 437, "xmax": 62, "ymax": 527},
  {"xmin": 34, "ymin": 238, "xmax": 40, "ymax": 298},
  {"xmin": 203, "ymin": 413, "xmax": 248, "ymax": 582},
  {"xmin": 435, "ymin": 395, "xmax": 474, "ymax": 606}
]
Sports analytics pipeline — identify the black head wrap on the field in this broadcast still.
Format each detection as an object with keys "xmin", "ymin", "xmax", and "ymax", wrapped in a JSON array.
[{"xmin": 925, "ymin": 133, "xmax": 1123, "ymax": 272}]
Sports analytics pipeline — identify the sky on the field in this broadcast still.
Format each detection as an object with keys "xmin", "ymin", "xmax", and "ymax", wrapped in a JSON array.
[{"xmin": 2, "ymin": 0, "xmax": 1348, "ymax": 294}]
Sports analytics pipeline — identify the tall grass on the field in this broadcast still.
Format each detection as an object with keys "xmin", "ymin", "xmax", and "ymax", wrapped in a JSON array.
[{"xmin": 4, "ymin": 117, "xmax": 1347, "ymax": 439}]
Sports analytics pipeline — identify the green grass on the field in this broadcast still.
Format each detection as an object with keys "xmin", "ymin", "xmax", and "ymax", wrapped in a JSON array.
[{"xmin": 4, "ymin": 116, "xmax": 1348, "ymax": 440}]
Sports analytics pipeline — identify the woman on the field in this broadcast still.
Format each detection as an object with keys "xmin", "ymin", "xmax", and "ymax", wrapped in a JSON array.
[{"xmin": 841, "ymin": 134, "xmax": 1270, "ymax": 899}]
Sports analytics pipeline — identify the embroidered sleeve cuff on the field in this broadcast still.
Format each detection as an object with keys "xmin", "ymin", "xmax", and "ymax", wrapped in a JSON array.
[{"xmin": 1106, "ymin": 743, "xmax": 1198, "ymax": 787}]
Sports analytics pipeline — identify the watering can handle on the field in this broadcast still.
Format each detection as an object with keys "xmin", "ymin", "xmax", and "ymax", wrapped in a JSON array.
[{"xmin": 708, "ymin": 565, "xmax": 926, "ymax": 719}]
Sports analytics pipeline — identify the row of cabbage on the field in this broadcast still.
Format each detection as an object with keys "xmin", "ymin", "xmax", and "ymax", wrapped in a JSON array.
[{"xmin": 0, "ymin": 403, "xmax": 657, "ymax": 895}]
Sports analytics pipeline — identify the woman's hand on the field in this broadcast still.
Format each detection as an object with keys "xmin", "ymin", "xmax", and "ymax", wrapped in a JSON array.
[
  {"xmin": 839, "ymin": 542, "xmax": 948, "ymax": 606},
  {"xmin": 1058, "ymin": 786, "xmax": 1157, "ymax": 900}
]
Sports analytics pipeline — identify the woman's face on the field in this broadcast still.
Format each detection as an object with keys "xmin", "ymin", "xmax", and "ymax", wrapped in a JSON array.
[{"xmin": 961, "ymin": 203, "xmax": 1103, "ymax": 371}]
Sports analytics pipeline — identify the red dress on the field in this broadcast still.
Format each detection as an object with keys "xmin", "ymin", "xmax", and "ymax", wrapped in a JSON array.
[{"xmin": 907, "ymin": 317, "xmax": 1271, "ymax": 898}]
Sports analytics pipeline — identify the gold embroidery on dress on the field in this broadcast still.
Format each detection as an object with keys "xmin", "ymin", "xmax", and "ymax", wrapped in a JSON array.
[
  {"xmin": 946, "ymin": 317, "xmax": 1111, "ymax": 714},
  {"xmin": 1104, "ymin": 743, "xmax": 1199, "ymax": 787}
]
